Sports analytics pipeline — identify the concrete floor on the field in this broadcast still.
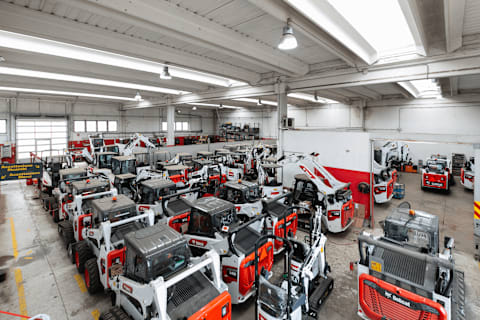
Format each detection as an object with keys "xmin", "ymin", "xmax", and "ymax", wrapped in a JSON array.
[{"xmin": 0, "ymin": 172, "xmax": 479, "ymax": 319}]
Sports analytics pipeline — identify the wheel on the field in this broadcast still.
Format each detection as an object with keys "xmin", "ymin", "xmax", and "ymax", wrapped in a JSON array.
[
  {"xmin": 75, "ymin": 241, "xmax": 93, "ymax": 273},
  {"xmin": 51, "ymin": 200, "xmax": 59, "ymax": 222},
  {"xmin": 59, "ymin": 221, "xmax": 74, "ymax": 249},
  {"xmin": 100, "ymin": 307, "xmax": 130, "ymax": 320},
  {"xmin": 84, "ymin": 258, "xmax": 102, "ymax": 294}
]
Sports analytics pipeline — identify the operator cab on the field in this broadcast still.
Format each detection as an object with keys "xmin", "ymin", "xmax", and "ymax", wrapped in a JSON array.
[
  {"xmin": 382, "ymin": 205, "xmax": 440, "ymax": 255},
  {"xmin": 114, "ymin": 173, "xmax": 137, "ymax": 197},
  {"xmin": 425, "ymin": 158, "xmax": 447, "ymax": 174},
  {"xmin": 292, "ymin": 174, "xmax": 320, "ymax": 205},
  {"xmin": 124, "ymin": 224, "xmax": 191, "ymax": 283},
  {"xmin": 192, "ymin": 159, "xmax": 212, "ymax": 172},
  {"xmin": 112, "ymin": 155, "xmax": 136, "ymax": 175},
  {"xmin": 137, "ymin": 179, "xmax": 177, "ymax": 204},
  {"xmin": 152, "ymin": 150, "xmax": 172, "ymax": 170},
  {"xmin": 176, "ymin": 152, "xmax": 193, "ymax": 166},
  {"xmin": 133, "ymin": 151, "xmax": 149, "ymax": 168},
  {"xmin": 95, "ymin": 152, "xmax": 117, "ymax": 170},
  {"xmin": 104, "ymin": 144, "xmax": 119, "ymax": 154},
  {"xmin": 222, "ymin": 180, "xmax": 260, "ymax": 204},
  {"xmin": 59, "ymin": 167, "xmax": 88, "ymax": 193},
  {"xmin": 197, "ymin": 151, "xmax": 214, "ymax": 160},
  {"xmin": 71, "ymin": 178, "xmax": 110, "ymax": 196},
  {"xmin": 261, "ymin": 163, "xmax": 282, "ymax": 187},
  {"xmin": 90, "ymin": 194, "xmax": 137, "ymax": 225}
]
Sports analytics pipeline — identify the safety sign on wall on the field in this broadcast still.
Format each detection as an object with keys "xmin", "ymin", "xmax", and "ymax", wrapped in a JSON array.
[{"xmin": 0, "ymin": 163, "xmax": 43, "ymax": 181}]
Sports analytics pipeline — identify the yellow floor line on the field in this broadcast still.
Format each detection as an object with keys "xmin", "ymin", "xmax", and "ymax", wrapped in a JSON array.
[
  {"xmin": 24, "ymin": 257, "xmax": 33, "ymax": 260},
  {"xmin": 74, "ymin": 274, "xmax": 87, "ymax": 293},
  {"xmin": 14, "ymin": 268, "xmax": 28, "ymax": 316},
  {"xmin": 9, "ymin": 217, "xmax": 18, "ymax": 259},
  {"xmin": 91, "ymin": 309, "xmax": 100, "ymax": 320}
]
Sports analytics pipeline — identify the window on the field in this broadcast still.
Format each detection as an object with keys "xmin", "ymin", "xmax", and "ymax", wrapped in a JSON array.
[
  {"xmin": 108, "ymin": 121, "xmax": 117, "ymax": 132},
  {"xmin": 97, "ymin": 121, "xmax": 107, "ymax": 132},
  {"xmin": 86, "ymin": 121, "xmax": 96, "ymax": 132},
  {"xmin": 175, "ymin": 122, "xmax": 182, "ymax": 131},
  {"xmin": 74, "ymin": 121, "xmax": 85, "ymax": 132},
  {"xmin": 16, "ymin": 119, "xmax": 68, "ymax": 159},
  {"xmin": 0, "ymin": 120, "xmax": 6, "ymax": 134},
  {"xmin": 162, "ymin": 122, "xmax": 167, "ymax": 131},
  {"xmin": 182, "ymin": 122, "xmax": 189, "ymax": 131}
]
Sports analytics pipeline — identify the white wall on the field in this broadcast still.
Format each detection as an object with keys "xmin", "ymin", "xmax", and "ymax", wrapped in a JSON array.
[{"xmin": 283, "ymin": 130, "xmax": 371, "ymax": 172}]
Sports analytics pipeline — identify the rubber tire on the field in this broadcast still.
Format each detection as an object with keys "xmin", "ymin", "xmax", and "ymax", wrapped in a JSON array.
[
  {"xmin": 85, "ymin": 258, "xmax": 102, "ymax": 294},
  {"xmin": 60, "ymin": 221, "xmax": 74, "ymax": 249},
  {"xmin": 75, "ymin": 241, "xmax": 93, "ymax": 273},
  {"xmin": 51, "ymin": 199, "xmax": 60, "ymax": 223},
  {"xmin": 321, "ymin": 221, "xmax": 328, "ymax": 235},
  {"xmin": 100, "ymin": 307, "xmax": 130, "ymax": 320}
]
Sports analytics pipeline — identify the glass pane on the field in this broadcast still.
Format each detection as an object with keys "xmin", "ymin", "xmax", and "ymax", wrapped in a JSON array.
[
  {"xmin": 74, "ymin": 121, "xmax": 85, "ymax": 132},
  {"xmin": 108, "ymin": 121, "xmax": 117, "ymax": 132},
  {"xmin": 51, "ymin": 150, "xmax": 62, "ymax": 156},
  {"xmin": 17, "ymin": 121, "xmax": 35, "ymax": 127},
  {"xmin": 175, "ymin": 122, "xmax": 182, "ymax": 131},
  {"xmin": 37, "ymin": 144, "xmax": 51, "ymax": 151},
  {"xmin": 0, "ymin": 120, "xmax": 6, "ymax": 134},
  {"xmin": 17, "ymin": 139, "xmax": 35, "ymax": 146},
  {"xmin": 51, "ymin": 126, "xmax": 67, "ymax": 133},
  {"xmin": 17, "ymin": 146, "xmax": 35, "ymax": 153},
  {"xmin": 51, "ymin": 121, "xmax": 67, "ymax": 126},
  {"xmin": 18, "ymin": 152, "xmax": 31, "ymax": 159},
  {"xmin": 39, "ymin": 151, "xmax": 51, "ymax": 157},
  {"xmin": 52, "ymin": 138, "xmax": 67, "ymax": 144},
  {"xmin": 36, "ymin": 126, "xmax": 52, "ymax": 133},
  {"xmin": 162, "ymin": 122, "xmax": 167, "ymax": 131},
  {"xmin": 35, "ymin": 121, "xmax": 51, "ymax": 127},
  {"xmin": 97, "ymin": 121, "xmax": 107, "ymax": 132},
  {"xmin": 17, "ymin": 126, "xmax": 34, "ymax": 133},
  {"xmin": 52, "ymin": 144, "xmax": 66, "ymax": 150},
  {"xmin": 35, "ymin": 132, "xmax": 51, "ymax": 139},
  {"xmin": 17, "ymin": 133, "xmax": 35, "ymax": 139},
  {"xmin": 36, "ymin": 140, "xmax": 50, "ymax": 145},
  {"xmin": 182, "ymin": 122, "xmax": 189, "ymax": 131},
  {"xmin": 86, "ymin": 121, "xmax": 96, "ymax": 132},
  {"xmin": 52, "ymin": 132, "xmax": 67, "ymax": 138}
]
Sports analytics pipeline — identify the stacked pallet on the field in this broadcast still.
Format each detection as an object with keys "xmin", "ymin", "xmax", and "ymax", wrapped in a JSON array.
[{"xmin": 452, "ymin": 153, "xmax": 465, "ymax": 176}]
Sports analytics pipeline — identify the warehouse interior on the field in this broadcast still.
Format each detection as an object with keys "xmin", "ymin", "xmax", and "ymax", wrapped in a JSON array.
[{"xmin": 0, "ymin": 0, "xmax": 480, "ymax": 319}]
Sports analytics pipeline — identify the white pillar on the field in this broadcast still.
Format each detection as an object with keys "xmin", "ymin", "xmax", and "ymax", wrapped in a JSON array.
[
  {"xmin": 276, "ymin": 81, "xmax": 287, "ymax": 157},
  {"xmin": 167, "ymin": 105, "xmax": 175, "ymax": 146},
  {"xmin": 474, "ymin": 144, "xmax": 480, "ymax": 260}
]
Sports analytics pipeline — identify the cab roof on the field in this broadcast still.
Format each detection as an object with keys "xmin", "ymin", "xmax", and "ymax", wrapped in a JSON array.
[
  {"xmin": 261, "ymin": 163, "xmax": 281, "ymax": 168},
  {"xmin": 112, "ymin": 155, "xmax": 136, "ymax": 161},
  {"xmin": 71, "ymin": 178, "xmax": 109, "ymax": 191},
  {"xmin": 294, "ymin": 173, "xmax": 312, "ymax": 181},
  {"xmin": 91, "ymin": 194, "xmax": 135, "ymax": 213},
  {"xmin": 96, "ymin": 151, "xmax": 117, "ymax": 156},
  {"xmin": 167, "ymin": 164, "xmax": 190, "ymax": 170},
  {"xmin": 192, "ymin": 197, "xmax": 234, "ymax": 215},
  {"xmin": 176, "ymin": 152, "xmax": 192, "ymax": 157},
  {"xmin": 115, "ymin": 173, "xmax": 136, "ymax": 180},
  {"xmin": 197, "ymin": 151, "xmax": 213, "ymax": 156},
  {"xmin": 141, "ymin": 178, "xmax": 176, "ymax": 189},
  {"xmin": 194, "ymin": 159, "xmax": 212, "ymax": 165},
  {"xmin": 125, "ymin": 223, "xmax": 185, "ymax": 258},
  {"xmin": 59, "ymin": 167, "xmax": 86, "ymax": 176},
  {"xmin": 225, "ymin": 180, "xmax": 258, "ymax": 191}
]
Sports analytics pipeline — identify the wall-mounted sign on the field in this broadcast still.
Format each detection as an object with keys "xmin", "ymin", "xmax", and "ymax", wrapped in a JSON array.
[{"xmin": 0, "ymin": 163, "xmax": 43, "ymax": 181}]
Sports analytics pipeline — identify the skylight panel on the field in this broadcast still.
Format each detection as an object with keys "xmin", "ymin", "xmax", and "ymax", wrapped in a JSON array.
[{"xmin": 328, "ymin": 0, "xmax": 417, "ymax": 55}]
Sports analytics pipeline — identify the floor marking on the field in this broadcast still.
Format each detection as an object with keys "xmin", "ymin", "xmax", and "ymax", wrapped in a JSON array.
[
  {"xmin": 91, "ymin": 309, "xmax": 100, "ymax": 320},
  {"xmin": 74, "ymin": 274, "xmax": 87, "ymax": 293},
  {"xmin": 9, "ymin": 217, "xmax": 18, "ymax": 259},
  {"xmin": 23, "ymin": 257, "xmax": 33, "ymax": 260},
  {"xmin": 14, "ymin": 268, "xmax": 28, "ymax": 317}
]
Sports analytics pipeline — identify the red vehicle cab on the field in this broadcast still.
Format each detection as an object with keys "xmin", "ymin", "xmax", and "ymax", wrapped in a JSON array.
[{"xmin": 421, "ymin": 156, "xmax": 452, "ymax": 191}]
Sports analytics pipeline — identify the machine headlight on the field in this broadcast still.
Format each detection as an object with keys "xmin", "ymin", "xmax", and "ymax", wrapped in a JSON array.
[{"xmin": 222, "ymin": 302, "xmax": 229, "ymax": 317}]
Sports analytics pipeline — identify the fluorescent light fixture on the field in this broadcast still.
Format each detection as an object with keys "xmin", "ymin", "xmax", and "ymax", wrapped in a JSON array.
[
  {"xmin": 278, "ymin": 23, "xmax": 298, "ymax": 50},
  {"xmin": 327, "ymin": 0, "xmax": 416, "ymax": 55},
  {"xmin": 0, "ymin": 66, "xmax": 187, "ymax": 95},
  {"xmin": 160, "ymin": 66, "xmax": 172, "ymax": 80},
  {"xmin": 288, "ymin": 92, "xmax": 338, "ymax": 104},
  {"xmin": 134, "ymin": 91, "xmax": 142, "ymax": 101},
  {"xmin": 186, "ymin": 102, "xmax": 240, "ymax": 109},
  {"xmin": 0, "ymin": 56, "xmax": 5, "ymax": 62},
  {"xmin": 192, "ymin": 106, "xmax": 197, "ymax": 110},
  {"xmin": 0, "ymin": 30, "xmax": 246, "ymax": 87},
  {"xmin": 0, "ymin": 86, "xmax": 137, "ymax": 101},
  {"xmin": 397, "ymin": 79, "xmax": 441, "ymax": 98},
  {"xmin": 233, "ymin": 98, "xmax": 277, "ymax": 106}
]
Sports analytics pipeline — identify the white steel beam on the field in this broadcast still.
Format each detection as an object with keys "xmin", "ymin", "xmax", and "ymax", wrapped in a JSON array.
[
  {"xmin": 247, "ymin": 0, "xmax": 369, "ymax": 67},
  {"xmin": 443, "ymin": 0, "xmax": 466, "ymax": 52},
  {"xmin": 78, "ymin": 0, "xmax": 308, "ymax": 76},
  {"xmin": 283, "ymin": 0, "xmax": 378, "ymax": 65},
  {"xmin": 0, "ymin": 1, "xmax": 261, "ymax": 84},
  {"xmin": 398, "ymin": 0, "xmax": 428, "ymax": 56},
  {"xmin": 342, "ymin": 86, "xmax": 382, "ymax": 100}
]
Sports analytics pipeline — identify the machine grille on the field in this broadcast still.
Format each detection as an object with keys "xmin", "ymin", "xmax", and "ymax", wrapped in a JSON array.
[
  {"xmin": 168, "ymin": 272, "xmax": 207, "ymax": 307},
  {"xmin": 374, "ymin": 247, "xmax": 426, "ymax": 286},
  {"xmin": 362, "ymin": 282, "xmax": 442, "ymax": 320},
  {"xmin": 167, "ymin": 199, "xmax": 190, "ymax": 215}
]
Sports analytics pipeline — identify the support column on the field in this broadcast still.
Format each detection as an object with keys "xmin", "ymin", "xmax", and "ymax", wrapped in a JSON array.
[
  {"xmin": 276, "ymin": 81, "xmax": 287, "ymax": 157},
  {"xmin": 167, "ymin": 105, "xmax": 175, "ymax": 146},
  {"xmin": 474, "ymin": 144, "xmax": 480, "ymax": 260}
]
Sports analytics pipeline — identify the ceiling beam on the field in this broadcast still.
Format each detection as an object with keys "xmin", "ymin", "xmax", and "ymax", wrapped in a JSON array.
[
  {"xmin": 444, "ymin": 0, "xmax": 466, "ymax": 52},
  {"xmin": 247, "ymin": 0, "xmax": 372, "ymax": 67},
  {"xmin": 76, "ymin": 0, "xmax": 308, "ymax": 76},
  {"xmin": 398, "ymin": 0, "xmax": 428, "ymax": 56},
  {"xmin": 449, "ymin": 76, "xmax": 459, "ymax": 95},
  {"xmin": 0, "ymin": 1, "xmax": 261, "ymax": 84},
  {"xmin": 342, "ymin": 86, "xmax": 382, "ymax": 100},
  {"xmin": 390, "ymin": 83, "xmax": 415, "ymax": 99}
]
